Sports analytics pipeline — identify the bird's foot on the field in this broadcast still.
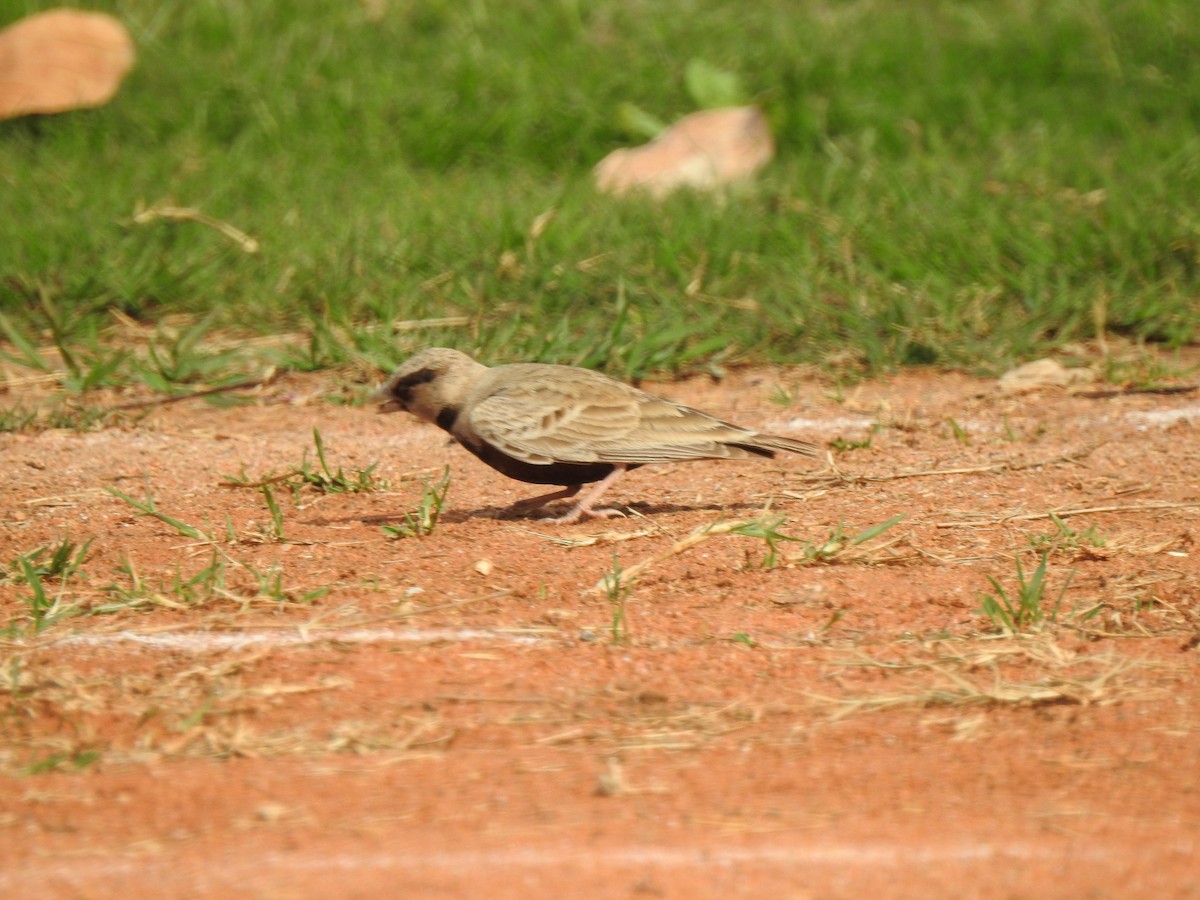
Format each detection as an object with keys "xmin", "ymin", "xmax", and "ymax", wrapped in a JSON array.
[{"xmin": 538, "ymin": 505, "xmax": 626, "ymax": 526}]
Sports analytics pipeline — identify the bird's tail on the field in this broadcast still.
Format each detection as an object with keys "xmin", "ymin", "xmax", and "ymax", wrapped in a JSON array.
[{"xmin": 744, "ymin": 433, "xmax": 823, "ymax": 459}]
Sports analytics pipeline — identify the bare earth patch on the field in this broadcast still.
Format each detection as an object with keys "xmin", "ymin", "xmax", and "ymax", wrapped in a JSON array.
[{"xmin": 2, "ymin": 367, "xmax": 1198, "ymax": 897}]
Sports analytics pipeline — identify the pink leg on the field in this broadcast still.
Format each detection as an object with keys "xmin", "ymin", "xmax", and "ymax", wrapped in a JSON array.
[{"xmin": 538, "ymin": 466, "xmax": 628, "ymax": 525}]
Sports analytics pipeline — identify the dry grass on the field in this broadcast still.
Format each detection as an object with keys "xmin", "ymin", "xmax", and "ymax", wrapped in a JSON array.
[
  {"xmin": 809, "ymin": 635, "xmax": 1174, "ymax": 721},
  {"xmin": 0, "ymin": 648, "xmax": 461, "ymax": 773}
]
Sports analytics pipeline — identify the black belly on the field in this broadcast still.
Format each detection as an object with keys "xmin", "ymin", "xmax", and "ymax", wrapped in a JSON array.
[{"xmin": 462, "ymin": 438, "xmax": 637, "ymax": 486}]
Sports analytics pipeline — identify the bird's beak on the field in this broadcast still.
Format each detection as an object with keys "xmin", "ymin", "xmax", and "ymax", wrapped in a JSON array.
[{"xmin": 370, "ymin": 383, "xmax": 403, "ymax": 413}]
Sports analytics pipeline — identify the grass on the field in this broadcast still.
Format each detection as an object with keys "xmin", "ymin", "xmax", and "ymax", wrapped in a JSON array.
[
  {"xmin": 0, "ymin": 400, "xmax": 112, "ymax": 433},
  {"xmin": 733, "ymin": 513, "xmax": 905, "ymax": 567},
  {"xmin": 11, "ymin": 534, "xmax": 93, "ymax": 584},
  {"xmin": 732, "ymin": 514, "xmax": 800, "ymax": 568},
  {"xmin": 601, "ymin": 553, "xmax": 630, "ymax": 644},
  {"xmin": 11, "ymin": 554, "xmax": 73, "ymax": 634},
  {"xmin": 380, "ymin": 466, "xmax": 452, "ymax": 539},
  {"xmin": 242, "ymin": 563, "xmax": 330, "ymax": 605},
  {"xmin": 222, "ymin": 428, "xmax": 387, "ymax": 498},
  {"xmin": 259, "ymin": 484, "xmax": 286, "ymax": 541},
  {"xmin": 97, "ymin": 549, "xmax": 330, "ymax": 612},
  {"xmin": 814, "ymin": 636, "xmax": 1147, "ymax": 719},
  {"xmin": 1028, "ymin": 512, "xmax": 1107, "ymax": 554},
  {"xmin": 105, "ymin": 485, "xmax": 212, "ymax": 540},
  {"xmin": 977, "ymin": 551, "xmax": 1080, "ymax": 634},
  {"xmin": 5, "ymin": 536, "xmax": 94, "ymax": 635},
  {"xmin": 296, "ymin": 428, "xmax": 386, "ymax": 494},
  {"xmin": 0, "ymin": 0, "xmax": 1197, "ymax": 387},
  {"xmin": 790, "ymin": 515, "xmax": 906, "ymax": 565}
]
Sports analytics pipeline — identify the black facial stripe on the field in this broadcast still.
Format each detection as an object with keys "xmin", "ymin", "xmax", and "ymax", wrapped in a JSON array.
[
  {"xmin": 435, "ymin": 406, "xmax": 460, "ymax": 431},
  {"xmin": 387, "ymin": 367, "xmax": 439, "ymax": 406},
  {"xmin": 392, "ymin": 367, "xmax": 438, "ymax": 392}
]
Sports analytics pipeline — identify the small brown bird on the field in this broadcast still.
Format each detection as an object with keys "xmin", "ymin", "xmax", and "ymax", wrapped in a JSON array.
[{"xmin": 375, "ymin": 348, "xmax": 821, "ymax": 524}]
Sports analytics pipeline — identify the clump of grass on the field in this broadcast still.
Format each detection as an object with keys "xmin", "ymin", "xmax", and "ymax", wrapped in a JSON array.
[
  {"xmin": 381, "ymin": 466, "xmax": 451, "ymax": 539},
  {"xmin": 733, "ymin": 514, "xmax": 801, "ymax": 568},
  {"xmin": 977, "ymin": 552, "xmax": 1077, "ymax": 634},
  {"xmin": 0, "ymin": 312, "xmax": 49, "ymax": 372},
  {"xmin": 0, "ymin": 402, "xmax": 111, "ymax": 434},
  {"xmin": 260, "ymin": 484, "xmax": 286, "ymax": 541},
  {"xmin": 4, "ymin": 540, "xmax": 93, "ymax": 638},
  {"xmin": 242, "ymin": 563, "xmax": 330, "ymax": 605},
  {"xmin": 830, "ymin": 434, "xmax": 874, "ymax": 452},
  {"xmin": 105, "ymin": 486, "xmax": 211, "ymax": 540},
  {"xmin": 601, "ymin": 553, "xmax": 630, "ymax": 644},
  {"xmin": 12, "ymin": 558, "xmax": 73, "ymax": 635},
  {"xmin": 735, "ymin": 513, "xmax": 904, "ymax": 568},
  {"xmin": 5, "ymin": 535, "xmax": 95, "ymax": 634},
  {"xmin": 3, "ymin": 297, "xmax": 130, "ymax": 394},
  {"xmin": 38, "ymin": 293, "xmax": 131, "ymax": 393},
  {"xmin": 790, "ymin": 515, "xmax": 905, "ymax": 565},
  {"xmin": 1096, "ymin": 347, "xmax": 1198, "ymax": 391},
  {"xmin": 11, "ymin": 535, "xmax": 94, "ymax": 585},
  {"xmin": 1028, "ymin": 512, "xmax": 1106, "ymax": 554},
  {"xmin": 98, "ymin": 554, "xmax": 154, "ymax": 613},
  {"xmin": 24, "ymin": 749, "xmax": 103, "ymax": 775},
  {"xmin": 0, "ymin": 407, "xmax": 40, "ymax": 433},
  {"xmin": 223, "ymin": 428, "xmax": 387, "ymax": 499},
  {"xmin": 163, "ymin": 551, "xmax": 228, "ymax": 606},
  {"xmin": 830, "ymin": 423, "xmax": 881, "ymax": 453},
  {"xmin": 945, "ymin": 418, "xmax": 971, "ymax": 446},
  {"xmin": 295, "ymin": 428, "xmax": 386, "ymax": 494},
  {"xmin": 133, "ymin": 316, "xmax": 245, "ymax": 393},
  {"xmin": 99, "ymin": 551, "xmax": 327, "ymax": 612},
  {"xmin": 766, "ymin": 384, "xmax": 798, "ymax": 408}
]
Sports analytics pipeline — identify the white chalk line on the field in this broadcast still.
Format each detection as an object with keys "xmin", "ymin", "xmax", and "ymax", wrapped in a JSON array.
[
  {"xmin": 7, "ymin": 837, "xmax": 1179, "ymax": 890},
  {"xmin": 770, "ymin": 402, "xmax": 1200, "ymax": 435},
  {"xmin": 39, "ymin": 626, "xmax": 548, "ymax": 652},
  {"xmin": 254, "ymin": 840, "xmax": 1110, "ymax": 871}
]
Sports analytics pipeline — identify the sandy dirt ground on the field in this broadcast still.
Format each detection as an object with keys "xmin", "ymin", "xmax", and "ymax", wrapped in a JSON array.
[{"xmin": 2, "ymin": 362, "xmax": 1199, "ymax": 897}]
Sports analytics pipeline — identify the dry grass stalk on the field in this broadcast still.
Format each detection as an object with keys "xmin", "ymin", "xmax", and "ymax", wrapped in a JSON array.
[
  {"xmin": 812, "ymin": 637, "xmax": 1166, "ymax": 721},
  {"xmin": 936, "ymin": 500, "xmax": 1200, "ymax": 528},
  {"xmin": 784, "ymin": 445, "xmax": 1100, "ymax": 495},
  {"xmin": 523, "ymin": 527, "xmax": 656, "ymax": 548},
  {"xmin": 588, "ymin": 519, "xmax": 748, "ymax": 593},
  {"xmin": 132, "ymin": 205, "xmax": 260, "ymax": 253}
]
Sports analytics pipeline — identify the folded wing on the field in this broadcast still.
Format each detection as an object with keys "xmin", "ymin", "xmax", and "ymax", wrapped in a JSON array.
[{"xmin": 464, "ymin": 370, "xmax": 819, "ymax": 465}]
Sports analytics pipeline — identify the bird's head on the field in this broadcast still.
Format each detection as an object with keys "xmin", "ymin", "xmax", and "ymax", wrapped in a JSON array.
[{"xmin": 373, "ymin": 347, "xmax": 486, "ymax": 427}]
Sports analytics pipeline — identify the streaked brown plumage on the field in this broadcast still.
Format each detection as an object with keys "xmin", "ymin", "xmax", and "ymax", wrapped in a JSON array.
[{"xmin": 375, "ymin": 348, "xmax": 821, "ymax": 524}]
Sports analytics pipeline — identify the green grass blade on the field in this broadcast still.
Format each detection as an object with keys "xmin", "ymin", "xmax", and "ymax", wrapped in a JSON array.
[{"xmin": 104, "ymin": 486, "xmax": 210, "ymax": 541}]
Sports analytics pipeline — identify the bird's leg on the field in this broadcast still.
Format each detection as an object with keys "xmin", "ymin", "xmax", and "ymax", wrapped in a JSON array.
[
  {"xmin": 507, "ymin": 485, "xmax": 581, "ymax": 515},
  {"xmin": 538, "ymin": 466, "xmax": 627, "ymax": 525}
]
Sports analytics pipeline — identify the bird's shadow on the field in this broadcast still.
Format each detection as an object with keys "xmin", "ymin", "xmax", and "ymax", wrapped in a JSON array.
[{"xmin": 306, "ymin": 499, "xmax": 764, "ymax": 528}]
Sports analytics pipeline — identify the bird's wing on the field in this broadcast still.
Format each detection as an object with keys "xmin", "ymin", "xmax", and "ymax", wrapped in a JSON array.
[{"xmin": 464, "ymin": 371, "xmax": 767, "ymax": 465}]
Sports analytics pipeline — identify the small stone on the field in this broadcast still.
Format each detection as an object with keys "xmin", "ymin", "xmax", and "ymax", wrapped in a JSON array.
[
  {"xmin": 998, "ymin": 358, "xmax": 1096, "ymax": 394},
  {"xmin": 594, "ymin": 106, "xmax": 774, "ymax": 198},
  {"xmin": 0, "ymin": 10, "xmax": 136, "ymax": 120},
  {"xmin": 594, "ymin": 758, "xmax": 626, "ymax": 796},
  {"xmin": 255, "ymin": 803, "xmax": 287, "ymax": 822}
]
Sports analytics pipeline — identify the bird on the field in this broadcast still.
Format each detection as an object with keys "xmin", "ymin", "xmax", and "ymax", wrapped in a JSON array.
[{"xmin": 374, "ymin": 348, "xmax": 821, "ymax": 525}]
